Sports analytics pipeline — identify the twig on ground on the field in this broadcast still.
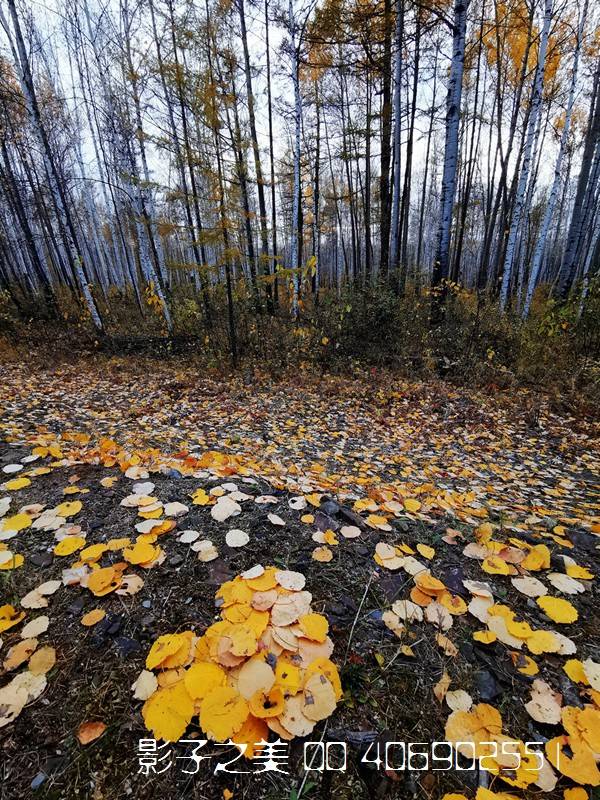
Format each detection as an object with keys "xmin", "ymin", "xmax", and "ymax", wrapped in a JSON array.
[{"xmin": 344, "ymin": 569, "xmax": 375, "ymax": 665}]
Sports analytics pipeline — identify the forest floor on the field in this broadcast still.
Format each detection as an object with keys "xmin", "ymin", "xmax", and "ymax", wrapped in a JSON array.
[{"xmin": 0, "ymin": 351, "xmax": 599, "ymax": 800}]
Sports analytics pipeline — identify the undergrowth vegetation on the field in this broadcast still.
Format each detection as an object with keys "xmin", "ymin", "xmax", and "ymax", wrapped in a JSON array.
[{"xmin": 1, "ymin": 280, "xmax": 599, "ymax": 414}]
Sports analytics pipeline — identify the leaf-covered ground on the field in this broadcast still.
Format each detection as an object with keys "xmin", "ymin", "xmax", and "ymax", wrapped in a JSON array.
[{"xmin": 0, "ymin": 354, "xmax": 599, "ymax": 800}]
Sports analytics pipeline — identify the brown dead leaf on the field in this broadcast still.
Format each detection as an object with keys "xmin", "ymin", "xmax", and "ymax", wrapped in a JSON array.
[
  {"xmin": 434, "ymin": 671, "xmax": 451, "ymax": 703},
  {"xmin": 436, "ymin": 633, "xmax": 459, "ymax": 657},
  {"xmin": 77, "ymin": 720, "xmax": 107, "ymax": 745}
]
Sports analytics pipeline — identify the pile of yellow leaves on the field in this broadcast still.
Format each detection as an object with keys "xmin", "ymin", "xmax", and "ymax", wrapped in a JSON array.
[
  {"xmin": 545, "ymin": 705, "xmax": 600, "ymax": 786},
  {"xmin": 445, "ymin": 698, "xmax": 600, "ymax": 790},
  {"xmin": 139, "ymin": 565, "xmax": 341, "ymax": 750},
  {"xmin": 466, "ymin": 593, "xmax": 578, "ymax": 657},
  {"xmin": 0, "ymin": 607, "xmax": 55, "ymax": 728},
  {"xmin": 445, "ymin": 703, "xmax": 545, "ymax": 790},
  {"xmin": 382, "ymin": 566, "xmax": 468, "ymax": 639}
]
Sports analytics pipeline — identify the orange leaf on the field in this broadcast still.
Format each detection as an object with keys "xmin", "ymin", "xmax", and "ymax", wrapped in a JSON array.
[{"xmin": 77, "ymin": 720, "xmax": 107, "ymax": 745}]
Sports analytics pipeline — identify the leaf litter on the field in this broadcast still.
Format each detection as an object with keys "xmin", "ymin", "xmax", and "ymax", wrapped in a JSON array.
[{"xmin": 0, "ymin": 361, "xmax": 598, "ymax": 798}]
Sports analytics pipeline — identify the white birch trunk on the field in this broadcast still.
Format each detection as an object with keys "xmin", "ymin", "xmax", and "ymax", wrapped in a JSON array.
[
  {"xmin": 289, "ymin": 0, "xmax": 302, "ymax": 319},
  {"xmin": 500, "ymin": 0, "xmax": 553, "ymax": 310},
  {"xmin": 78, "ymin": 59, "xmax": 128, "ymax": 289},
  {"xmin": 120, "ymin": 0, "xmax": 172, "ymax": 332},
  {"xmin": 0, "ymin": 1, "xmax": 103, "ymax": 331},
  {"xmin": 389, "ymin": 0, "xmax": 403, "ymax": 273},
  {"xmin": 523, "ymin": 0, "xmax": 587, "ymax": 318},
  {"xmin": 431, "ymin": 0, "xmax": 468, "ymax": 290}
]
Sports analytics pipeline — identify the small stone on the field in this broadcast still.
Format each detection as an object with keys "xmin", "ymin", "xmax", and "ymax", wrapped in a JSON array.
[
  {"xmin": 265, "ymin": 652, "xmax": 277, "ymax": 668},
  {"xmin": 314, "ymin": 511, "xmax": 340, "ymax": 532},
  {"xmin": 338, "ymin": 507, "xmax": 364, "ymax": 528},
  {"xmin": 30, "ymin": 553, "xmax": 53, "ymax": 568},
  {"xmin": 442, "ymin": 566, "xmax": 466, "ymax": 595},
  {"xmin": 31, "ymin": 772, "xmax": 47, "ymax": 790},
  {"xmin": 68, "ymin": 598, "xmax": 86, "ymax": 615},
  {"xmin": 115, "ymin": 637, "xmax": 141, "ymax": 657},
  {"xmin": 473, "ymin": 669, "xmax": 501, "ymax": 701},
  {"xmin": 320, "ymin": 499, "xmax": 340, "ymax": 516},
  {"xmin": 459, "ymin": 642, "xmax": 475, "ymax": 660},
  {"xmin": 43, "ymin": 756, "xmax": 64, "ymax": 774}
]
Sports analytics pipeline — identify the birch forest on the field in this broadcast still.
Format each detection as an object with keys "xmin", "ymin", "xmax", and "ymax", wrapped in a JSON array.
[{"xmin": 0, "ymin": 0, "xmax": 600, "ymax": 366}]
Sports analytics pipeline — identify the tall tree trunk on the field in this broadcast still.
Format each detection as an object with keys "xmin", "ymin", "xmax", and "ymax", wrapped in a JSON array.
[
  {"xmin": 265, "ymin": 0, "xmax": 279, "ymax": 307},
  {"xmin": 431, "ymin": 0, "xmax": 469, "ymax": 321},
  {"xmin": 323, "ymin": 110, "xmax": 350, "ymax": 277},
  {"xmin": 312, "ymin": 82, "xmax": 321, "ymax": 296},
  {"xmin": 238, "ymin": 0, "xmax": 273, "ymax": 311},
  {"xmin": 149, "ymin": 0, "xmax": 208, "ymax": 305},
  {"xmin": 478, "ymin": 2, "xmax": 534, "ymax": 292},
  {"xmin": 339, "ymin": 63, "xmax": 358, "ymax": 280},
  {"xmin": 204, "ymin": 0, "xmax": 237, "ymax": 364},
  {"xmin": 226, "ymin": 61, "xmax": 261, "ymax": 310},
  {"xmin": 416, "ymin": 45, "xmax": 437, "ymax": 281},
  {"xmin": 289, "ymin": 0, "xmax": 302, "ymax": 319},
  {"xmin": 398, "ymin": 11, "xmax": 420, "ymax": 293},
  {"xmin": 523, "ymin": 0, "xmax": 587, "ymax": 317},
  {"xmin": 379, "ymin": 0, "xmax": 393, "ymax": 278},
  {"xmin": 578, "ymin": 207, "xmax": 600, "ymax": 316},
  {"xmin": 557, "ymin": 55, "xmax": 600, "ymax": 299},
  {"xmin": 0, "ymin": 139, "xmax": 56, "ymax": 312},
  {"xmin": 500, "ymin": 0, "xmax": 553, "ymax": 310},
  {"xmin": 120, "ymin": 0, "xmax": 173, "ymax": 331},
  {"xmin": 389, "ymin": 0, "xmax": 403, "ymax": 278},
  {"xmin": 166, "ymin": 0, "xmax": 213, "ymax": 324},
  {"xmin": 2, "ymin": 0, "xmax": 103, "ymax": 331},
  {"xmin": 451, "ymin": 2, "xmax": 483, "ymax": 285},
  {"xmin": 364, "ymin": 69, "xmax": 373, "ymax": 283},
  {"xmin": 75, "ymin": 4, "xmax": 139, "ymax": 301}
]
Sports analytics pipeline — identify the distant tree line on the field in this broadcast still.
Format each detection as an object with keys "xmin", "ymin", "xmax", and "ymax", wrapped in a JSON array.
[{"xmin": 0, "ymin": 0, "xmax": 599, "ymax": 351}]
